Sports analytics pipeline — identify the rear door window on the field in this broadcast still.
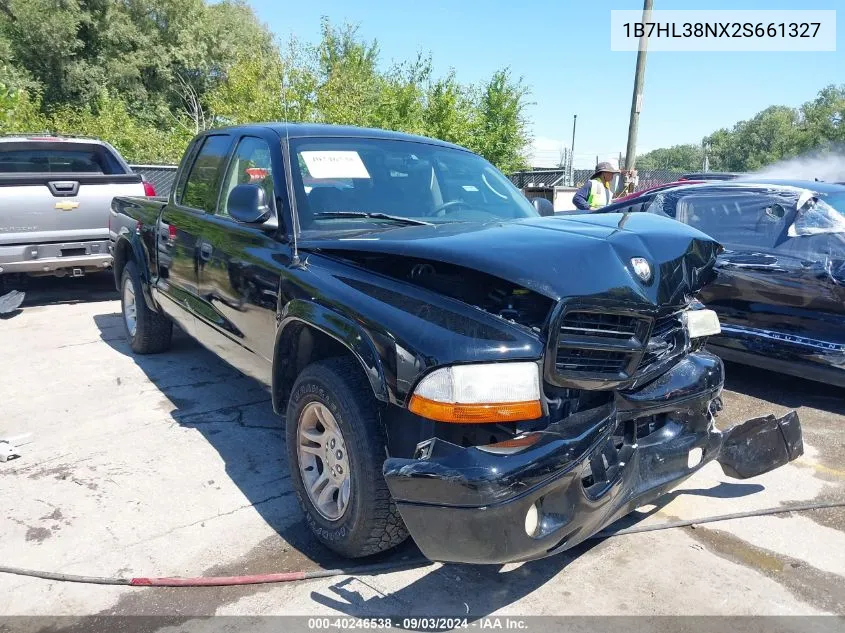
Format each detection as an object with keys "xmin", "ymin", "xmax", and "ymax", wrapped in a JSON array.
[{"xmin": 180, "ymin": 135, "xmax": 233, "ymax": 212}]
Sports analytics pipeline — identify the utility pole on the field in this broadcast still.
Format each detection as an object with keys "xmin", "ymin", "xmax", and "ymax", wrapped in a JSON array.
[
  {"xmin": 569, "ymin": 114, "xmax": 577, "ymax": 186},
  {"xmin": 702, "ymin": 138, "xmax": 710, "ymax": 172},
  {"xmin": 624, "ymin": 0, "xmax": 654, "ymax": 172}
]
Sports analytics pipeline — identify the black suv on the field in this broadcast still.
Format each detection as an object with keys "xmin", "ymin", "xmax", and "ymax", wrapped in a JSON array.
[{"xmin": 109, "ymin": 124, "xmax": 801, "ymax": 564}]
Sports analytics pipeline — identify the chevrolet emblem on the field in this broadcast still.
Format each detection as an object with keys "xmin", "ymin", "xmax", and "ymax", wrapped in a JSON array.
[{"xmin": 55, "ymin": 201, "xmax": 79, "ymax": 211}]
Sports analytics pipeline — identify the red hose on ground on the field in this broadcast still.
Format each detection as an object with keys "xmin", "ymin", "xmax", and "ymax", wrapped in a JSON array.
[
  {"xmin": 2, "ymin": 500, "xmax": 843, "ymax": 587},
  {"xmin": 130, "ymin": 559, "xmax": 431, "ymax": 587}
]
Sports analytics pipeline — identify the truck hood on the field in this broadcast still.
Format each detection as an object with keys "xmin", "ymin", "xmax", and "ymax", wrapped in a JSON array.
[{"xmin": 302, "ymin": 213, "xmax": 722, "ymax": 307}]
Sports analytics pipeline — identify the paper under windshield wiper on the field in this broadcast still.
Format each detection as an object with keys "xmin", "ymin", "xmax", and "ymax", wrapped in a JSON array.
[{"xmin": 313, "ymin": 211, "xmax": 433, "ymax": 226}]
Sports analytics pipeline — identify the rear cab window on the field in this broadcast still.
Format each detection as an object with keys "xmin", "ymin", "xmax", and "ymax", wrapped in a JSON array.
[{"xmin": 0, "ymin": 141, "xmax": 124, "ymax": 174}]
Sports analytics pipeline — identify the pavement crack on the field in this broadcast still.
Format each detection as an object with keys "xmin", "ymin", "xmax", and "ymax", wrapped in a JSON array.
[
  {"xmin": 125, "ymin": 489, "xmax": 294, "ymax": 547},
  {"xmin": 171, "ymin": 399, "xmax": 277, "ymax": 430},
  {"xmin": 56, "ymin": 337, "xmax": 122, "ymax": 349}
]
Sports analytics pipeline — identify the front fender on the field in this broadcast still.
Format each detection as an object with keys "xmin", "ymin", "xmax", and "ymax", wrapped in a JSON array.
[{"xmin": 273, "ymin": 299, "xmax": 389, "ymax": 414}]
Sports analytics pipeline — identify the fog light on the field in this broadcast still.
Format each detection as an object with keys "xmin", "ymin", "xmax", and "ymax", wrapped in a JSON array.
[{"xmin": 524, "ymin": 502, "xmax": 540, "ymax": 537}]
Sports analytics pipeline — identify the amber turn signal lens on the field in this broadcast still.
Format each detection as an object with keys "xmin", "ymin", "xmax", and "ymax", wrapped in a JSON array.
[{"xmin": 408, "ymin": 395, "xmax": 542, "ymax": 424}]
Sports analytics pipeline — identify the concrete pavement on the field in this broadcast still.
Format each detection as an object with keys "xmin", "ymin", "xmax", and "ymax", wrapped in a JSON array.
[{"xmin": 1, "ymin": 276, "xmax": 843, "ymax": 621}]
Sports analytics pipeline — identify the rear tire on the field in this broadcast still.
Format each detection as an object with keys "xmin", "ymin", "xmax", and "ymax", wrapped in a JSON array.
[
  {"xmin": 287, "ymin": 357, "xmax": 408, "ymax": 558},
  {"xmin": 120, "ymin": 261, "xmax": 172, "ymax": 354}
]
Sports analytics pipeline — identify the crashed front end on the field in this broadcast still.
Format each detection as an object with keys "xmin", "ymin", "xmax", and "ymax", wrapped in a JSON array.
[{"xmin": 380, "ymin": 217, "xmax": 803, "ymax": 565}]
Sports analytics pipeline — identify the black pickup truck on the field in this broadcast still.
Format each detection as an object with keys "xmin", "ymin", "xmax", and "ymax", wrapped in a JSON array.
[{"xmin": 109, "ymin": 123, "xmax": 803, "ymax": 564}]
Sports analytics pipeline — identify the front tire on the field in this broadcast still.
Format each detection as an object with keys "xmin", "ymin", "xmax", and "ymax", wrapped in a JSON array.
[
  {"xmin": 286, "ymin": 357, "xmax": 408, "ymax": 558},
  {"xmin": 120, "ymin": 261, "xmax": 172, "ymax": 354}
]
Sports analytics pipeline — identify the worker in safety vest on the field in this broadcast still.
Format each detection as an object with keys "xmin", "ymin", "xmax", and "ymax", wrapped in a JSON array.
[{"xmin": 572, "ymin": 161, "xmax": 621, "ymax": 211}]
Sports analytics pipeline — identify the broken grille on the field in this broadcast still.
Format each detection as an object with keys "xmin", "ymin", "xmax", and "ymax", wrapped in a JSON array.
[
  {"xmin": 555, "ymin": 348, "xmax": 630, "ymax": 373},
  {"xmin": 637, "ymin": 314, "xmax": 684, "ymax": 370},
  {"xmin": 553, "ymin": 309, "xmax": 684, "ymax": 381}
]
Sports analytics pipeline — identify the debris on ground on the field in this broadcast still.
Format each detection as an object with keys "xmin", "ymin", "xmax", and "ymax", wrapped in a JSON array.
[{"xmin": 0, "ymin": 434, "xmax": 32, "ymax": 463}]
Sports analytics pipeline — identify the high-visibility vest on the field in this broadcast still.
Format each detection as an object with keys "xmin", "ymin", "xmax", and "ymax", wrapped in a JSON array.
[{"xmin": 586, "ymin": 178, "xmax": 611, "ymax": 209}]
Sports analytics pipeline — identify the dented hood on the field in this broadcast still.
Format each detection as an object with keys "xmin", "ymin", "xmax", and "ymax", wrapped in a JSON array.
[{"xmin": 303, "ymin": 213, "xmax": 722, "ymax": 307}]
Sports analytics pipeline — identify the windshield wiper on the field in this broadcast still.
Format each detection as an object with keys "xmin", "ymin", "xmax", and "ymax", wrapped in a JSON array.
[{"xmin": 313, "ymin": 211, "xmax": 434, "ymax": 226}]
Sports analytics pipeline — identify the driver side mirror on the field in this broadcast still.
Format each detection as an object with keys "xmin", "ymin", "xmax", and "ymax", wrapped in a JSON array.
[
  {"xmin": 530, "ymin": 197, "xmax": 555, "ymax": 217},
  {"xmin": 227, "ymin": 184, "xmax": 272, "ymax": 224}
]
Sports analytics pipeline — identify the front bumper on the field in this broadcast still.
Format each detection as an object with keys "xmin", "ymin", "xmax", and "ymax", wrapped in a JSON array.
[
  {"xmin": 383, "ymin": 351, "xmax": 802, "ymax": 564},
  {"xmin": 0, "ymin": 240, "xmax": 112, "ymax": 275}
]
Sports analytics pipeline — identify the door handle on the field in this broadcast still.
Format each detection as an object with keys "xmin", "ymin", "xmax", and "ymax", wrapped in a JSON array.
[{"xmin": 199, "ymin": 242, "xmax": 213, "ymax": 262}]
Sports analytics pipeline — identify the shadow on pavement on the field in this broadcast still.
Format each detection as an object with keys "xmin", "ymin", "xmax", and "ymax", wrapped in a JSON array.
[
  {"xmin": 92, "ymin": 310, "xmax": 365, "ymax": 572},
  {"xmin": 310, "ymin": 540, "xmax": 600, "ymax": 621},
  {"xmin": 91, "ymin": 311, "xmax": 774, "ymax": 618}
]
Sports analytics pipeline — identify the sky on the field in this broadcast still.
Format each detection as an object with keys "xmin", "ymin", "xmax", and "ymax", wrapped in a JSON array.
[{"xmin": 248, "ymin": 0, "xmax": 844, "ymax": 169}]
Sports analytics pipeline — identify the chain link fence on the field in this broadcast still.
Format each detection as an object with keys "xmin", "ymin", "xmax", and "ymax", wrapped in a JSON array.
[
  {"xmin": 130, "ymin": 164, "xmax": 178, "ymax": 197},
  {"xmin": 510, "ymin": 168, "xmax": 686, "ymax": 192}
]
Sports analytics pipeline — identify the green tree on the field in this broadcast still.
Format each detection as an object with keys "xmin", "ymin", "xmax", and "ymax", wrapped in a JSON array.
[
  {"xmin": 374, "ymin": 55, "xmax": 431, "ymax": 135},
  {"xmin": 0, "ymin": 83, "xmax": 46, "ymax": 134},
  {"xmin": 0, "ymin": 8, "xmax": 534, "ymax": 170},
  {"xmin": 0, "ymin": 0, "xmax": 277, "ymax": 124},
  {"xmin": 422, "ymin": 71, "xmax": 476, "ymax": 148},
  {"xmin": 205, "ymin": 54, "xmax": 285, "ymax": 125},
  {"xmin": 49, "ymin": 90, "xmax": 190, "ymax": 163},
  {"xmin": 313, "ymin": 19, "xmax": 383, "ymax": 127},
  {"xmin": 637, "ymin": 144, "xmax": 703, "ymax": 171},
  {"xmin": 203, "ymin": 19, "xmax": 533, "ymax": 171},
  {"xmin": 467, "ymin": 69, "xmax": 532, "ymax": 172},
  {"xmin": 801, "ymin": 84, "xmax": 845, "ymax": 149}
]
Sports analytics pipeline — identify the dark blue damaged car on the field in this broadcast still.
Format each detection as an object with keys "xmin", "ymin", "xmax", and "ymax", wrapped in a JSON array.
[{"xmin": 601, "ymin": 180, "xmax": 845, "ymax": 388}]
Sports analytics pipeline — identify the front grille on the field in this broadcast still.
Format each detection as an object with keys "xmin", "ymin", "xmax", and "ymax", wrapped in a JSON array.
[{"xmin": 552, "ymin": 308, "xmax": 685, "ymax": 384}]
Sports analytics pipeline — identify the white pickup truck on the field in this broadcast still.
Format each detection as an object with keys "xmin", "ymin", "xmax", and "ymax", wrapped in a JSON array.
[{"xmin": 0, "ymin": 134, "xmax": 152, "ymax": 290}]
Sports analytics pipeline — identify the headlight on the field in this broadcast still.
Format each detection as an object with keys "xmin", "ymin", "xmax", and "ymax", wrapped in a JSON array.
[
  {"xmin": 684, "ymin": 308, "xmax": 721, "ymax": 339},
  {"xmin": 409, "ymin": 362, "xmax": 542, "ymax": 424}
]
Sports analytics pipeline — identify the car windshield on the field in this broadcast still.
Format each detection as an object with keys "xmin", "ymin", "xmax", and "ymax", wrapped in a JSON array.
[
  {"xmin": 288, "ymin": 137, "xmax": 538, "ymax": 234},
  {"xmin": 790, "ymin": 195, "xmax": 845, "ymax": 237}
]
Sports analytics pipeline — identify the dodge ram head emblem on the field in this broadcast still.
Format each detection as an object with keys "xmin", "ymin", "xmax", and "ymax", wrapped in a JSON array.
[{"xmin": 631, "ymin": 257, "xmax": 652, "ymax": 283}]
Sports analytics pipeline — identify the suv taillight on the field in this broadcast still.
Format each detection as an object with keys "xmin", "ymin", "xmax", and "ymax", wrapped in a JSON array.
[{"xmin": 143, "ymin": 180, "xmax": 156, "ymax": 197}]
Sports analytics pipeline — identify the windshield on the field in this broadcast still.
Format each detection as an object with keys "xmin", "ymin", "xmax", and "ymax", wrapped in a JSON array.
[
  {"xmin": 288, "ymin": 137, "xmax": 538, "ymax": 234},
  {"xmin": 819, "ymin": 191, "xmax": 845, "ymax": 214}
]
